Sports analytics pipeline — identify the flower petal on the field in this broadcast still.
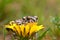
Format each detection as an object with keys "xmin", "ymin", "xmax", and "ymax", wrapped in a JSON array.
[
  {"xmin": 20, "ymin": 25, "xmax": 25, "ymax": 37},
  {"xmin": 25, "ymin": 24, "xmax": 30, "ymax": 36},
  {"xmin": 29, "ymin": 25, "xmax": 44, "ymax": 36}
]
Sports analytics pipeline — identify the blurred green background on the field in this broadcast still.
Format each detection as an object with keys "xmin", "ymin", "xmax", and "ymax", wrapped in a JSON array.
[{"xmin": 0, "ymin": 0, "xmax": 60, "ymax": 40}]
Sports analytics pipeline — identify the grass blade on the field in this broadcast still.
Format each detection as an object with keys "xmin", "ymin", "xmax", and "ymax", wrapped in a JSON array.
[{"xmin": 38, "ymin": 28, "xmax": 50, "ymax": 40}]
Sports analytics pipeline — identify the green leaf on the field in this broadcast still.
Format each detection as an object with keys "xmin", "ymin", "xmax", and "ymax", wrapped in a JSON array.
[
  {"xmin": 3, "ymin": 28, "xmax": 7, "ymax": 40},
  {"xmin": 38, "ymin": 28, "xmax": 50, "ymax": 40}
]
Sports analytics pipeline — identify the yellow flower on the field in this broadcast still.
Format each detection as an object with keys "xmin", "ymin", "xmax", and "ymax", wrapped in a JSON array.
[
  {"xmin": 5, "ymin": 21, "xmax": 44, "ymax": 37},
  {"xmin": 5, "ymin": 21, "xmax": 21, "ymax": 35},
  {"xmin": 5, "ymin": 21, "xmax": 16, "ymax": 32},
  {"xmin": 20, "ymin": 24, "xmax": 25, "ymax": 37},
  {"xmin": 25, "ymin": 24, "xmax": 30, "ymax": 36},
  {"xmin": 30, "ymin": 25, "xmax": 44, "ymax": 36}
]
